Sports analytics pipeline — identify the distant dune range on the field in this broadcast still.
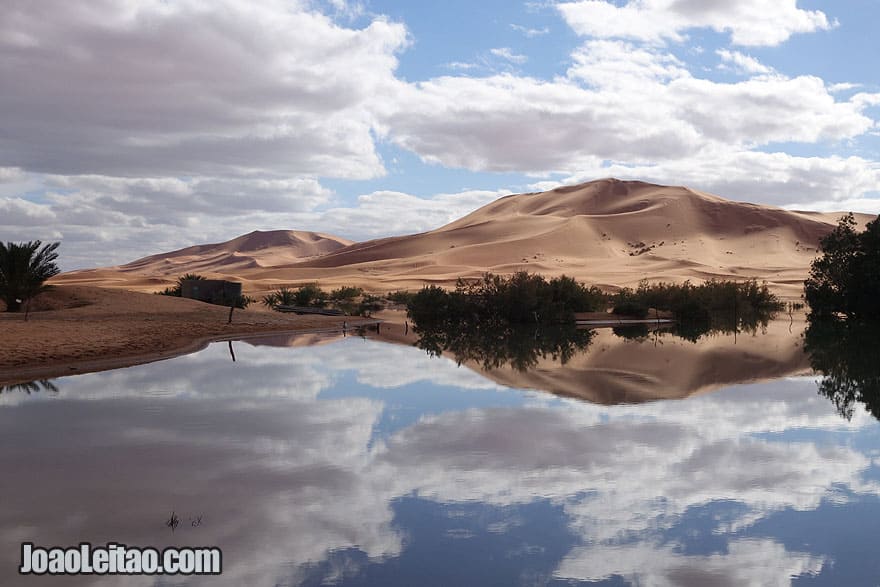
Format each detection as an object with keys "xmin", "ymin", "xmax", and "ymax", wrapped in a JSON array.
[{"xmin": 55, "ymin": 178, "xmax": 875, "ymax": 298}]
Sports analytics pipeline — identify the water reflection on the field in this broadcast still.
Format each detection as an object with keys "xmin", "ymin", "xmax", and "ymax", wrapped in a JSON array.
[
  {"xmin": 805, "ymin": 318, "xmax": 880, "ymax": 421},
  {"xmin": 0, "ymin": 378, "xmax": 58, "ymax": 394},
  {"xmin": 402, "ymin": 316, "xmax": 810, "ymax": 404},
  {"xmin": 1, "ymin": 328, "xmax": 879, "ymax": 585},
  {"xmin": 415, "ymin": 322, "xmax": 594, "ymax": 372}
]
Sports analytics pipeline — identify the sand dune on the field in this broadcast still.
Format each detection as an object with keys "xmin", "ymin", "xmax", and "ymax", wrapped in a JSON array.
[
  {"xmin": 55, "ymin": 179, "xmax": 874, "ymax": 297},
  {"xmin": 57, "ymin": 229, "xmax": 353, "ymax": 290}
]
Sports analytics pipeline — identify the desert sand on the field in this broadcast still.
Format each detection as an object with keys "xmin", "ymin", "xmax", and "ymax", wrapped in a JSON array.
[
  {"xmin": 11, "ymin": 178, "xmax": 873, "ymax": 384},
  {"xmin": 0, "ymin": 285, "xmax": 370, "ymax": 385},
  {"xmin": 56, "ymin": 179, "xmax": 874, "ymax": 301}
]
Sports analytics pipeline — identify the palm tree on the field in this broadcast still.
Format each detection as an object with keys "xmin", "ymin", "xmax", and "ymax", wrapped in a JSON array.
[{"xmin": 0, "ymin": 241, "xmax": 61, "ymax": 312}]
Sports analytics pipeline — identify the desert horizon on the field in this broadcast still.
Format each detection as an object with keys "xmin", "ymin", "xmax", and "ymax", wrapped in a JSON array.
[{"xmin": 51, "ymin": 177, "xmax": 876, "ymax": 300}]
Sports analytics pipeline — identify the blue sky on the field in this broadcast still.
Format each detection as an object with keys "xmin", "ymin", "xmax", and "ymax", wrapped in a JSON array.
[{"xmin": 0, "ymin": 0, "xmax": 877, "ymax": 268}]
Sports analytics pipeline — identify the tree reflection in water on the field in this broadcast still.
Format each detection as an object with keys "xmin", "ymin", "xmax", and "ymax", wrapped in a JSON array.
[
  {"xmin": 414, "ymin": 322, "xmax": 595, "ymax": 372},
  {"xmin": 412, "ymin": 306, "xmax": 784, "ymax": 373},
  {"xmin": 805, "ymin": 318, "xmax": 880, "ymax": 421},
  {"xmin": 672, "ymin": 310, "xmax": 777, "ymax": 343},
  {"xmin": 0, "ymin": 379, "xmax": 59, "ymax": 394}
]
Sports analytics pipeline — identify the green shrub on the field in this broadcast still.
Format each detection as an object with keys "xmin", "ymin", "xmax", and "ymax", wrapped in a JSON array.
[
  {"xmin": 262, "ymin": 284, "xmax": 328, "ymax": 309},
  {"xmin": 294, "ymin": 283, "xmax": 327, "ymax": 307},
  {"xmin": 262, "ymin": 287, "xmax": 297, "ymax": 308},
  {"xmin": 329, "ymin": 286, "xmax": 363, "ymax": 301},
  {"xmin": 387, "ymin": 290, "xmax": 415, "ymax": 304},
  {"xmin": 356, "ymin": 294, "xmax": 384, "ymax": 317}
]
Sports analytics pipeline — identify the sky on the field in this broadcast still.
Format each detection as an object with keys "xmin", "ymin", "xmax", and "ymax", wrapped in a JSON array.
[{"xmin": 1, "ymin": 0, "xmax": 878, "ymax": 269}]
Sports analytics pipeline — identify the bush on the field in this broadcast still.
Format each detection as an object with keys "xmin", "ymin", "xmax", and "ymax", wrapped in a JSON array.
[
  {"xmin": 407, "ymin": 272, "xmax": 603, "ymax": 328},
  {"xmin": 407, "ymin": 285, "xmax": 454, "ymax": 327},
  {"xmin": 294, "ymin": 283, "xmax": 327, "ymax": 307},
  {"xmin": 387, "ymin": 290, "xmax": 415, "ymax": 304},
  {"xmin": 329, "ymin": 286, "xmax": 363, "ymax": 301},
  {"xmin": 611, "ymin": 278, "xmax": 781, "ymax": 323},
  {"xmin": 262, "ymin": 287, "xmax": 297, "ymax": 308},
  {"xmin": 262, "ymin": 284, "xmax": 328, "ymax": 309},
  {"xmin": 356, "ymin": 294, "xmax": 384, "ymax": 317},
  {"xmin": 611, "ymin": 300, "xmax": 649, "ymax": 319}
]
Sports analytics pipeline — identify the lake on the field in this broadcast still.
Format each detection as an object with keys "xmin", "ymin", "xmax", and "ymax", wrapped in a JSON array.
[{"xmin": 2, "ymin": 318, "xmax": 880, "ymax": 586}]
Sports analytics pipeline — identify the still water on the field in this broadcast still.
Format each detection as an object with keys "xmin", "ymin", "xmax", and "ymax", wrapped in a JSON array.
[{"xmin": 2, "ymin": 321, "xmax": 879, "ymax": 586}]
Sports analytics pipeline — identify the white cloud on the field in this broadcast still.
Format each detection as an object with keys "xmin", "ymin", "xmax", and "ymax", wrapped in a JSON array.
[
  {"xmin": 717, "ymin": 48, "xmax": 775, "ymax": 75},
  {"xmin": 0, "ymin": 197, "xmax": 57, "ymax": 227},
  {"xmin": 0, "ymin": 174, "xmax": 510, "ymax": 268},
  {"xmin": 557, "ymin": 539, "xmax": 825, "ymax": 585},
  {"xmin": 314, "ymin": 188, "xmax": 510, "ymax": 238},
  {"xmin": 445, "ymin": 61, "xmax": 479, "ymax": 71},
  {"xmin": 0, "ymin": 167, "xmax": 24, "ymax": 183},
  {"xmin": 829, "ymin": 82, "xmax": 861, "ymax": 93},
  {"xmin": 386, "ymin": 40, "xmax": 874, "ymax": 177},
  {"xmin": 546, "ymin": 150, "xmax": 880, "ymax": 210},
  {"xmin": 0, "ymin": 0, "xmax": 407, "ymax": 179},
  {"xmin": 558, "ymin": 0, "xmax": 835, "ymax": 47},
  {"xmin": 45, "ymin": 175, "xmax": 332, "ymax": 223},
  {"xmin": 510, "ymin": 24, "xmax": 550, "ymax": 38},
  {"xmin": 490, "ymin": 47, "xmax": 528, "ymax": 64}
]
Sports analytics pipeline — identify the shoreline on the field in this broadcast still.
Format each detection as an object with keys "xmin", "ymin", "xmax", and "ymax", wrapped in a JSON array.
[
  {"xmin": 0, "ymin": 285, "xmax": 377, "ymax": 386},
  {"xmin": 0, "ymin": 322, "xmax": 379, "ymax": 386}
]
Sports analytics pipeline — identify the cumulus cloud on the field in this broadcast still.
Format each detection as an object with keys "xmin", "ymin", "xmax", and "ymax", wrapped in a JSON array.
[
  {"xmin": 44, "ymin": 175, "xmax": 332, "ymax": 224},
  {"xmin": 0, "ymin": 0, "xmax": 407, "ymax": 179},
  {"xmin": 558, "ymin": 0, "xmax": 834, "ymax": 47},
  {"xmin": 386, "ymin": 40, "xmax": 874, "ymax": 178},
  {"xmin": 717, "ymin": 48, "xmax": 775, "ymax": 75}
]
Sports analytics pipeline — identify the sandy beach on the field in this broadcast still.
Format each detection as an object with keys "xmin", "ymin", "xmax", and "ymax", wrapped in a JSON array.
[{"xmin": 0, "ymin": 285, "xmax": 370, "ymax": 385}]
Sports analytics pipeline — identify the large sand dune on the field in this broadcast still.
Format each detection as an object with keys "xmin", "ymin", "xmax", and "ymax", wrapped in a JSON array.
[{"xmin": 55, "ymin": 179, "xmax": 874, "ymax": 297}]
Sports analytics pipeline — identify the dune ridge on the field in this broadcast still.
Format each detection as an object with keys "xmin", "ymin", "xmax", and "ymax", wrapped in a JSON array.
[{"xmin": 55, "ymin": 179, "xmax": 874, "ymax": 297}]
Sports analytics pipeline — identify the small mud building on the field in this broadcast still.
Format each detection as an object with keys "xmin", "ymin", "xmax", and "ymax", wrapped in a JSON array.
[{"xmin": 181, "ymin": 279, "xmax": 242, "ymax": 306}]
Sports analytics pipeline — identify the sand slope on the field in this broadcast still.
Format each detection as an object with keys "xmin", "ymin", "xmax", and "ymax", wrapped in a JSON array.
[
  {"xmin": 55, "ymin": 179, "xmax": 874, "ymax": 296},
  {"xmin": 57, "ymin": 230, "xmax": 353, "ymax": 291},
  {"xmin": 278, "ymin": 179, "xmax": 870, "ymax": 295}
]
